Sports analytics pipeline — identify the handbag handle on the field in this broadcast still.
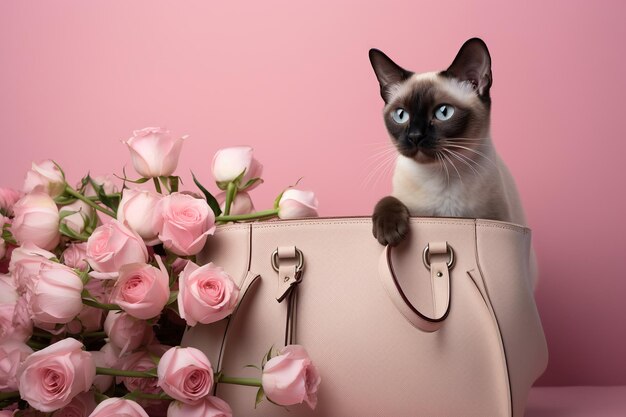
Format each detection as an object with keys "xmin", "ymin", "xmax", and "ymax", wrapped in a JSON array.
[{"xmin": 378, "ymin": 242, "xmax": 453, "ymax": 332}]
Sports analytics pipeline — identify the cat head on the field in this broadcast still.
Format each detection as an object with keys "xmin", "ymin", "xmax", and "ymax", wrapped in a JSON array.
[{"xmin": 369, "ymin": 38, "xmax": 492, "ymax": 164}]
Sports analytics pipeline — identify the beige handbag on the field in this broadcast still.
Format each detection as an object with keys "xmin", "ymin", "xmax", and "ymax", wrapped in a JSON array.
[{"xmin": 183, "ymin": 217, "xmax": 548, "ymax": 417}]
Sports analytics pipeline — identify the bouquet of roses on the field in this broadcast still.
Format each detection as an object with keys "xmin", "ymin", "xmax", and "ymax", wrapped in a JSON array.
[{"xmin": 0, "ymin": 127, "xmax": 321, "ymax": 417}]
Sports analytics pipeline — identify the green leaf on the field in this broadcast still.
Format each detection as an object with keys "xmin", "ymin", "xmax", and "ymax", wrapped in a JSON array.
[
  {"xmin": 54, "ymin": 195, "xmax": 78, "ymax": 205},
  {"xmin": 114, "ymin": 173, "xmax": 150, "ymax": 184},
  {"xmin": 59, "ymin": 223, "xmax": 89, "ymax": 242},
  {"xmin": 59, "ymin": 209, "xmax": 80, "ymax": 220},
  {"xmin": 166, "ymin": 291, "xmax": 179, "ymax": 305},
  {"xmin": 89, "ymin": 177, "xmax": 120, "ymax": 213},
  {"xmin": 191, "ymin": 171, "xmax": 222, "ymax": 216},
  {"xmin": 169, "ymin": 176, "xmax": 180, "ymax": 193},
  {"xmin": 51, "ymin": 160, "xmax": 66, "ymax": 180},
  {"xmin": 255, "ymin": 386, "xmax": 264, "ymax": 408},
  {"xmin": 242, "ymin": 177, "xmax": 263, "ymax": 190}
]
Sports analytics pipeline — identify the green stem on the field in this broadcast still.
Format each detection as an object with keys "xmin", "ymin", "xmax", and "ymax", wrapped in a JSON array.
[
  {"xmin": 88, "ymin": 193, "xmax": 121, "ymax": 201},
  {"xmin": 64, "ymin": 185, "xmax": 116, "ymax": 218},
  {"xmin": 96, "ymin": 367, "xmax": 156, "ymax": 378},
  {"xmin": 126, "ymin": 391, "xmax": 173, "ymax": 401},
  {"xmin": 217, "ymin": 208, "xmax": 279, "ymax": 223},
  {"xmin": 153, "ymin": 177, "xmax": 162, "ymax": 194},
  {"xmin": 217, "ymin": 375, "xmax": 262, "ymax": 387},
  {"xmin": 94, "ymin": 392, "xmax": 109, "ymax": 403},
  {"xmin": 223, "ymin": 181, "xmax": 237, "ymax": 216},
  {"xmin": 0, "ymin": 391, "xmax": 19, "ymax": 401},
  {"xmin": 82, "ymin": 298, "xmax": 122, "ymax": 311}
]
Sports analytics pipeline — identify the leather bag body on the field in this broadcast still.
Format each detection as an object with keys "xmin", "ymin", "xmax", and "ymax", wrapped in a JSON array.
[{"xmin": 183, "ymin": 217, "xmax": 548, "ymax": 417}]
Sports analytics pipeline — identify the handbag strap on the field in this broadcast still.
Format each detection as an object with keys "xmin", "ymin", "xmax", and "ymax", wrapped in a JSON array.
[{"xmin": 378, "ymin": 242, "xmax": 453, "ymax": 332}]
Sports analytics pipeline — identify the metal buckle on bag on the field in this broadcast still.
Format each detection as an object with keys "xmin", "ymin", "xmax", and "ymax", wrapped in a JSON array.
[
  {"xmin": 271, "ymin": 247, "xmax": 304, "ymax": 278},
  {"xmin": 422, "ymin": 243, "xmax": 455, "ymax": 271}
]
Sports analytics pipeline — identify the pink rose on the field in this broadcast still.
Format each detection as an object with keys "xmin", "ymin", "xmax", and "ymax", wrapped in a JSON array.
[
  {"xmin": 117, "ymin": 349, "xmax": 165, "ymax": 402},
  {"xmin": 0, "ymin": 187, "xmax": 22, "ymax": 216},
  {"xmin": 86, "ymin": 220, "xmax": 148, "ymax": 279},
  {"xmin": 154, "ymin": 193, "xmax": 215, "ymax": 256},
  {"xmin": 0, "ymin": 411, "xmax": 13, "ymax": 417},
  {"xmin": 17, "ymin": 338, "xmax": 96, "ymax": 412},
  {"xmin": 211, "ymin": 146, "xmax": 263, "ymax": 190},
  {"xmin": 0, "ymin": 274, "xmax": 32, "ymax": 342},
  {"xmin": 0, "ymin": 340, "xmax": 33, "ymax": 391},
  {"xmin": 60, "ymin": 201, "xmax": 96, "ymax": 235},
  {"xmin": 82, "ymin": 175, "xmax": 118, "ymax": 197},
  {"xmin": 90, "ymin": 343, "xmax": 120, "ymax": 393},
  {"xmin": 167, "ymin": 396, "xmax": 232, "ymax": 417},
  {"xmin": 117, "ymin": 189, "xmax": 162, "ymax": 244},
  {"xmin": 261, "ymin": 345, "xmax": 321, "ymax": 409},
  {"xmin": 87, "ymin": 398, "xmax": 149, "ymax": 417},
  {"xmin": 110, "ymin": 258, "xmax": 170, "ymax": 320},
  {"xmin": 62, "ymin": 243, "xmax": 89, "ymax": 271},
  {"xmin": 9, "ymin": 243, "xmax": 56, "ymax": 295},
  {"xmin": 278, "ymin": 189, "xmax": 319, "ymax": 219},
  {"xmin": 11, "ymin": 192, "xmax": 60, "ymax": 250},
  {"xmin": 123, "ymin": 127, "xmax": 186, "ymax": 178},
  {"xmin": 215, "ymin": 191, "xmax": 255, "ymax": 215},
  {"xmin": 0, "ymin": 237, "xmax": 5, "ymax": 260},
  {"xmin": 103, "ymin": 311, "xmax": 154, "ymax": 354},
  {"xmin": 157, "ymin": 347, "xmax": 214, "ymax": 404},
  {"xmin": 30, "ymin": 263, "xmax": 84, "ymax": 326},
  {"xmin": 178, "ymin": 262, "xmax": 239, "ymax": 326},
  {"xmin": 51, "ymin": 392, "xmax": 96, "ymax": 417},
  {"xmin": 23, "ymin": 160, "xmax": 65, "ymax": 198}
]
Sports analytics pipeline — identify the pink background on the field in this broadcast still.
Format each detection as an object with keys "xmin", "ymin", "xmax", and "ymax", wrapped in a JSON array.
[{"xmin": 1, "ymin": 1, "xmax": 625, "ymax": 386}]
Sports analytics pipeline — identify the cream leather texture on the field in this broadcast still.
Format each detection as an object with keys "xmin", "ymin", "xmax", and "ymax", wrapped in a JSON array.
[{"xmin": 183, "ymin": 217, "xmax": 548, "ymax": 417}]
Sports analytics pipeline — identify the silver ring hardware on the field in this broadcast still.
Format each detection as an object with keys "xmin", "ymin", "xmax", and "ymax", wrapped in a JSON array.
[
  {"xmin": 422, "ymin": 243, "xmax": 455, "ymax": 271},
  {"xmin": 271, "ymin": 247, "xmax": 304, "ymax": 273}
]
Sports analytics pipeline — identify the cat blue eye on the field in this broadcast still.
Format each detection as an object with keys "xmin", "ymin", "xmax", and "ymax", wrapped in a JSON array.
[
  {"xmin": 435, "ymin": 105, "xmax": 454, "ymax": 121},
  {"xmin": 392, "ymin": 108, "xmax": 409, "ymax": 124}
]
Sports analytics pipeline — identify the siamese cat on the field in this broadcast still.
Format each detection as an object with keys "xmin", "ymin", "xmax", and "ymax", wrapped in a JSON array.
[{"xmin": 370, "ymin": 38, "xmax": 535, "ymax": 285}]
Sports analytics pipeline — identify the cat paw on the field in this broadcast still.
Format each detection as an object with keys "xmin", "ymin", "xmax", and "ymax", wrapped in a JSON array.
[{"xmin": 372, "ymin": 196, "xmax": 411, "ymax": 246}]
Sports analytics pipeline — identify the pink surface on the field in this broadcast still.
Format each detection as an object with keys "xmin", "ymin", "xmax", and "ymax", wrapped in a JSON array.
[
  {"xmin": 1, "ymin": 1, "xmax": 624, "ymax": 385},
  {"xmin": 525, "ymin": 386, "xmax": 626, "ymax": 417}
]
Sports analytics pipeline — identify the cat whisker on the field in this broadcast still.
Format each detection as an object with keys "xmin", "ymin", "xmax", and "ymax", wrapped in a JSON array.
[
  {"xmin": 435, "ymin": 151, "xmax": 451, "ymax": 187},
  {"xmin": 442, "ymin": 144, "xmax": 496, "ymax": 167},
  {"xmin": 361, "ymin": 153, "xmax": 397, "ymax": 189},
  {"xmin": 439, "ymin": 151, "xmax": 463, "ymax": 185},
  {"xmin": 442, "ymin": 148, "xmax": 482, "ymax": 177}
]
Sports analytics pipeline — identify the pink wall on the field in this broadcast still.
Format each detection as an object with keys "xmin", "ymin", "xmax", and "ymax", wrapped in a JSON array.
[{"xmin": 1, "ymin": 1, "xmax": 625, "ymax": 386}]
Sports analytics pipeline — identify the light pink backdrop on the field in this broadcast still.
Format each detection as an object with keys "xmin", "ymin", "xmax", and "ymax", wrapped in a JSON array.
[{"xmin": 1, "ymin": 1, "xmax": 625, "ymax": 386}]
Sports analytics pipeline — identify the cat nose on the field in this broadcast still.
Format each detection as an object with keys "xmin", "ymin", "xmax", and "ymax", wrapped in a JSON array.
[{"xmin": 407, "ymin": 131, "xmax": 424, "ymax": 144}]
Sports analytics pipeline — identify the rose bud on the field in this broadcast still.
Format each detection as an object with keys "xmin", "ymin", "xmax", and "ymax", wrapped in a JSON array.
[
  {"xmin": 17, "ymin": 338, "xmax": 96, "ymax": 412},
  {"xmin": 110, "ymin": 258, "xmax": 170, "ymax": 320},
  {"xmin": 278, "ymin": 189, "xmax": 319, "ymax": 219},
  {"xmin": 90, "ymin": 343, "xmax": 120, "ymax": 393},
  {"xmin": 123, "ymin": 127, "xmax": 185, "ymax": 178},
  {"xmin": 0, "ymin": 275, "xmax": 31, "ymax": 342},
  {"xmin": 82, "ymin": 174, "xmax": 118, "ymax": 197},
  {"xmin": 30, "ymin": 263, "xmax": 84, "ymax": 326},
  {"xmin": 60, "ymin": 200, "xmax": 97, "ymax": 235},
  {"xmin": 23, "ymin": 160, "xmax": 65, "ymax": 198},
  {"xmin": 62, "ymin": 243, "xmax": 89, "ymax": 271},
  {"xmin": 11, "ymin": 192, "xmax": 61, "ymax": 250},
  {"xmin": 167, "ymin": 396, "xmax": 232, "ymax": 417},
  {"xmin": 153, "ymin": 193, "xmax": 215, "ymax": 256},
  {"xmin": 86, "ymin": 220, "xmax": 148, "ymax": 279},
  {"xmin": 261, "ymin": 345, "xmax": 321, "ymax": 409},
  {"xmin": 157, "ymin": 347, "xmax": 214, "ymax": 404},
  {"xmin": 0, "ymin": 340, "xmax": 33, "ymax": 391},
  {"xmin": 215, "ymin": 191, "xmax": 255, "ymax": 215},
  {"xmin": 211, "ymin": 146, "xmax": 263, "ymax": 190},
  {"xmin": 87, "ymin": 398, "xmax": 149, "ymax": 417},
  {"xmin": 117, "ymin": 189, "xmax": 162, "ymax": 245},
  {"xmin": 0, "ymin": 187, "xmax": 22, "ymax": 216},
  {"xmin": 178, "ymin": 262, "xmax": 239, "ymax": 326},
  {"xmin": 103, "ymin": 311, "xmax": 154, "ymax": 354}
]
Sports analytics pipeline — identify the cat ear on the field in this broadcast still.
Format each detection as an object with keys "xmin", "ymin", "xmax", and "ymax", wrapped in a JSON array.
[
  {"xmin": 369, "ymin": 49, "xmax": 412, "ymax": 102},
  {"xmin": 445, "ymin": 38, "xmax": 492, "ymax": 97}
]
